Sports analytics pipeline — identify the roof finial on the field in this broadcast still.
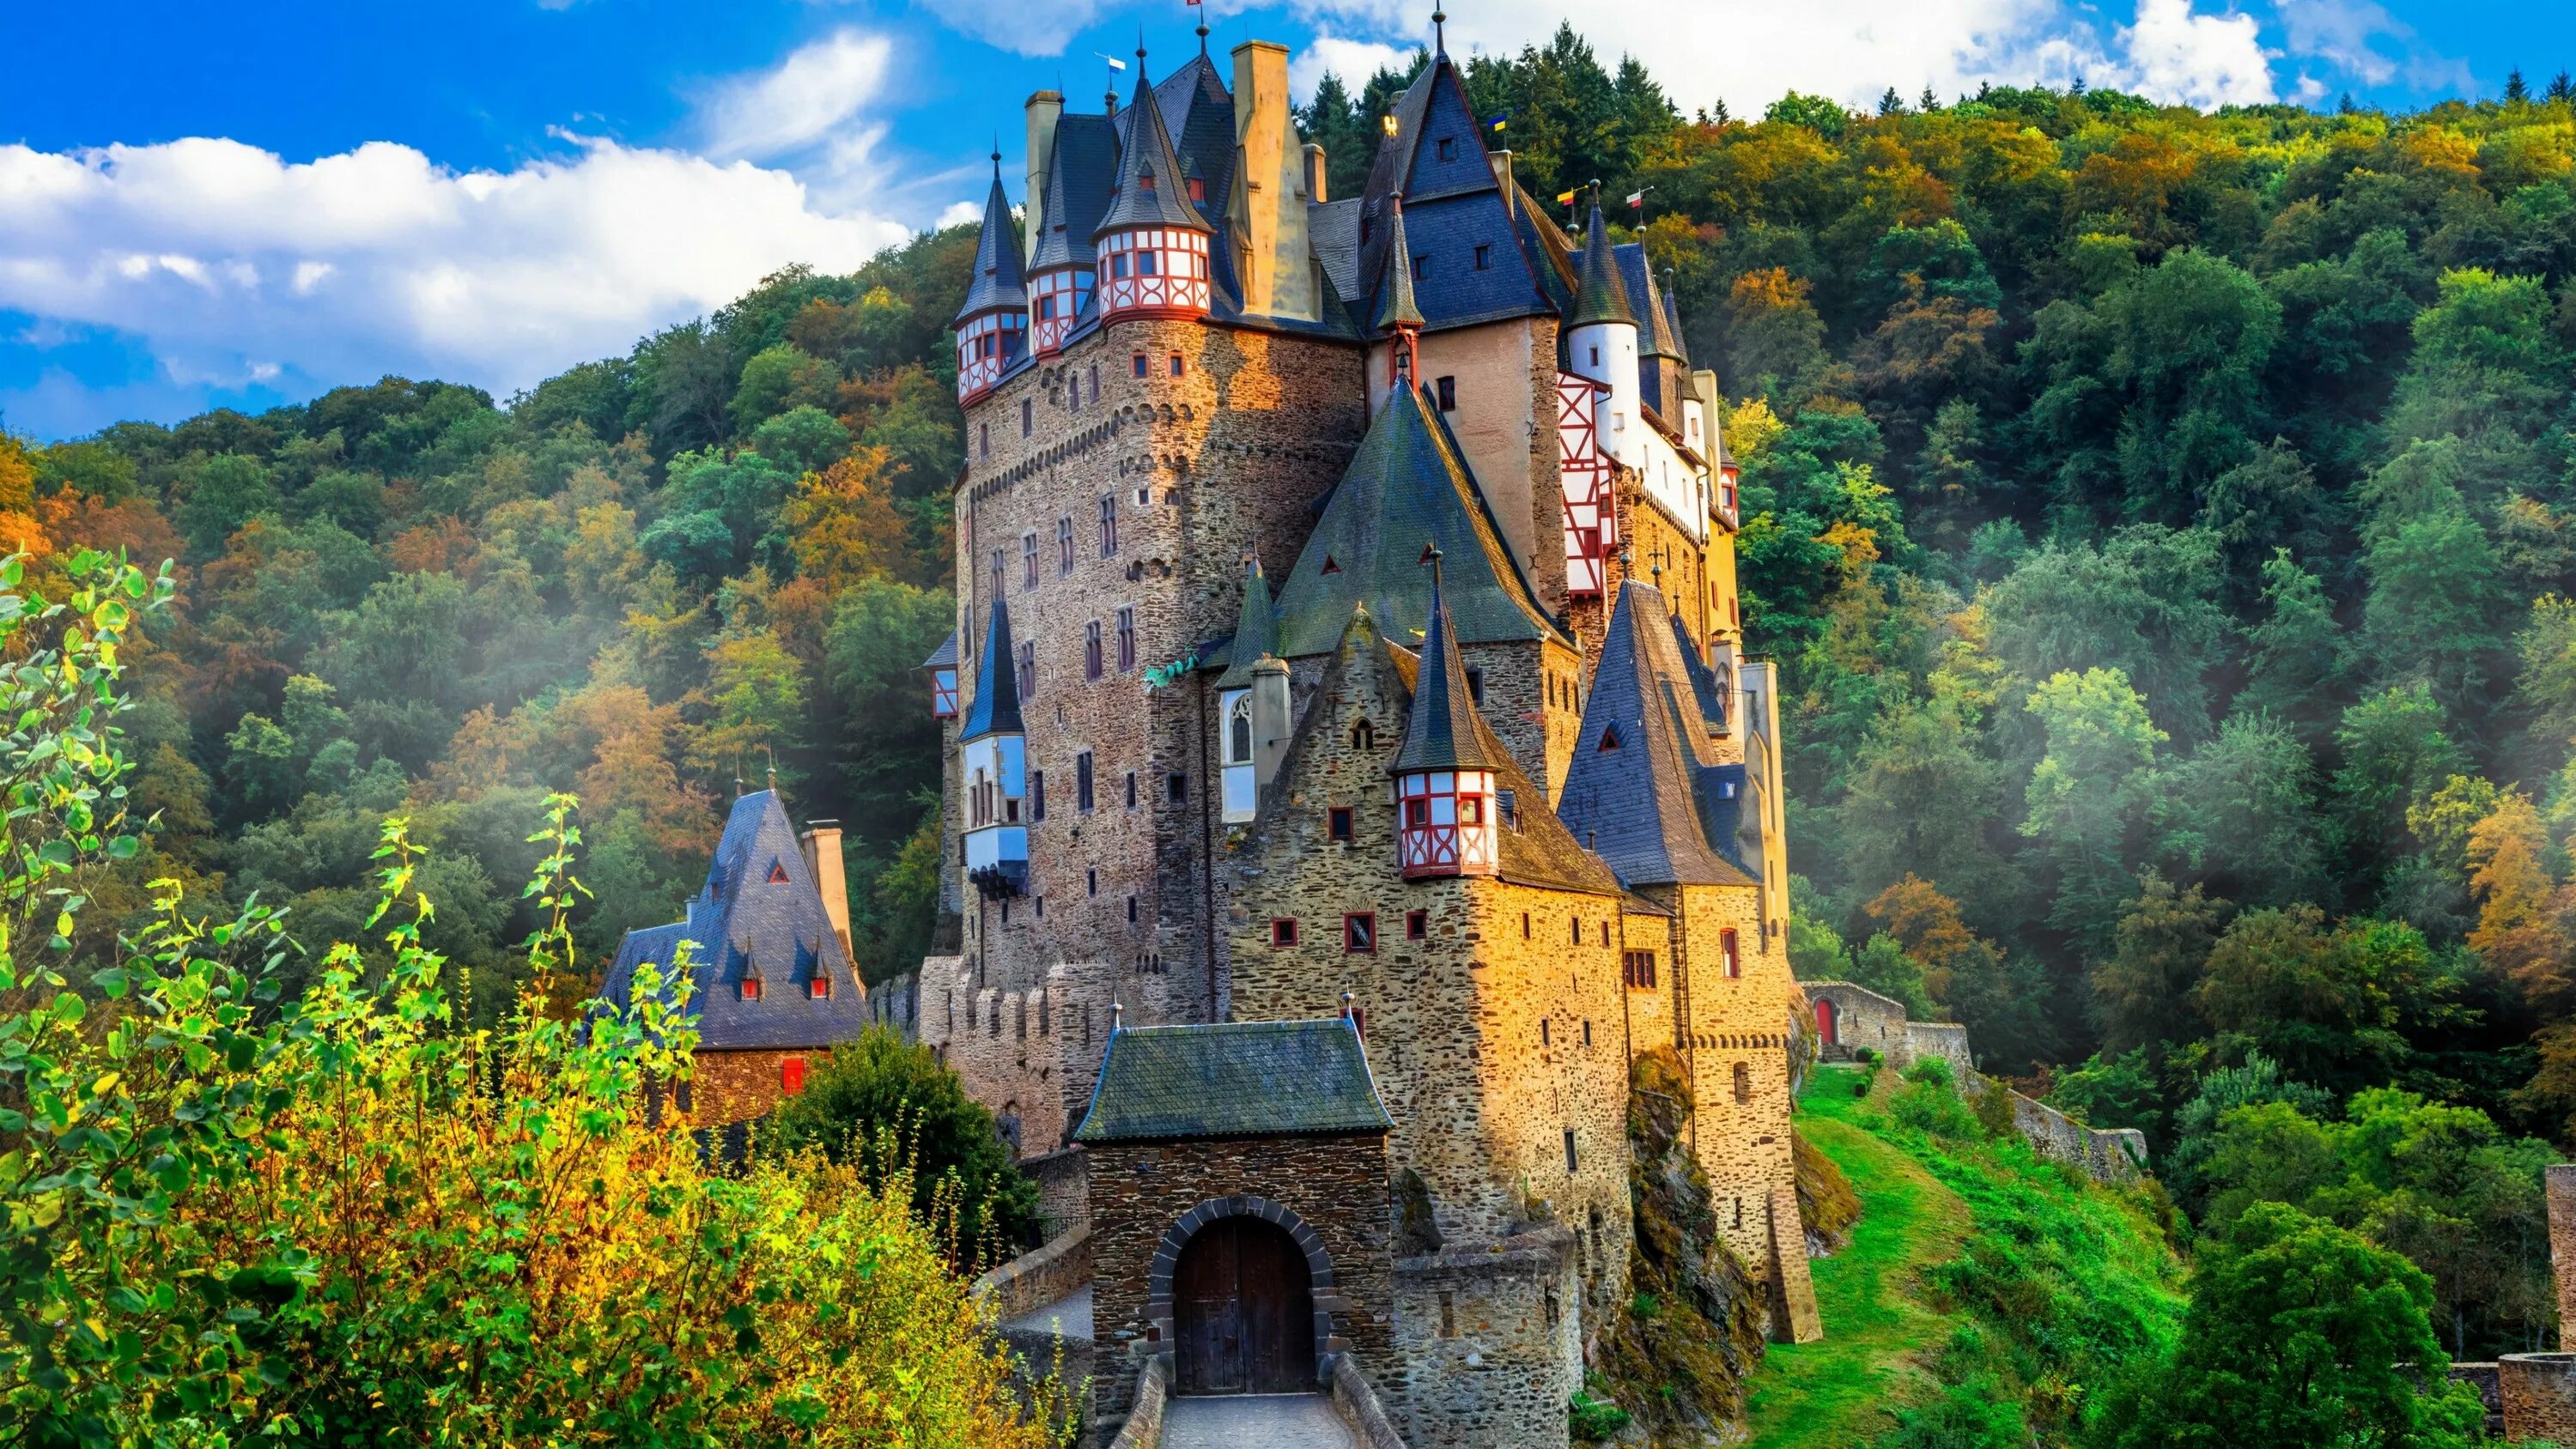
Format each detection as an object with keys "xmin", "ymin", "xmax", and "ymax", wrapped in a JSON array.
[
  {"xmin": 1432, "ymin": 4, "xmax": 1447, "ymax": 57},
  {"xmin": 1198, "ymin": 12, "xmax": 1210, "ymax": 54},
  {"xmin": 732, "ymin": 749, "xmax": 744, "ymax": 797},
  {"xmin": 763, "ymin": 744, "xmax": 778, "ymax": 793},
  {"xmin": 992, "ymin": 137, "xmax": 1003, "ymax": 179},
  {"xmin": 1112, "ymin": 997, "xmax": 1125, "ymax": 1034},
  {"xmin": 1424, "ymin": 539, "xmax": 1445, "ymax": 597}
]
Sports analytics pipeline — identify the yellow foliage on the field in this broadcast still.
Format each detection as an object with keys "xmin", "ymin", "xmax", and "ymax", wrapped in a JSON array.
[{"xmin": 1721, "ymin": 396, "xmax": 1785, "ymax": 462}]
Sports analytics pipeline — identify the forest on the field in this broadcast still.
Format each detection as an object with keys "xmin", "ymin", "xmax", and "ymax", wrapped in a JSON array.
[{"xmin": 12, "ymin": 18, "xmax": 2576, "ymax": 1401}]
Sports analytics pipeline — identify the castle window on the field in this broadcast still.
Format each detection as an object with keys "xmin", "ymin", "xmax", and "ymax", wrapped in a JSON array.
[
  {"xmin": 1330, "ymin": 806, "xmax": 1354, "ymax": 842},
  {"xmin": 1321, "ymin": 555, "xmax": 1341, "ymax": 575},
  {"xmin": 1564, "ymin": 1129, "xmax": 1578, "ymax": 1173},
  {"xmin": 979, "ymin": 423, "xmax": 989, "ymax": 459},
  {"xmin": 1129, "ymin": 895, "xmax": 1139, "ymax": 922},
  {"xmin": 1601, "ymin": 920, "xmax": 1612, "ymax": 946},
  {"xmin": 1227, "ymin": 694, "xmax": 1254, "ymax": 764},
  {"xmin": 1437, "ymin": 136, "xmax": 1455, "ymax": 161},
  {"xmin": 1570, "ymin": 918, "xmax": 1582, "ymax": 946},
  {"xmin": 1139, "ymin": 171, "xmax": 1156, "ymax": 193},
  {"xmin": 1017, "ymin": 641, "xmax": 1036, "ymax": 700},
  {"xmin": 1411, "ymin": 253, "xmax": 1428, "ymax": 281},
  {"xmin": 1406, "ymin": 909, "xmax": 1428, "ymax": 940},
  {"xmin": 1098, "ymin": 494, "xmax": 1118, "ymax": 555},
  {"xmin": 1065, "ymin": 368, "xmax": 1077, "ymax": 403},
  {"xmin": 1435, "ymin": 375, "xmax": 1456, "ymax": 410},
  {"xmin": 1139, "ymin": 250, "xmax": 1159, "ymax": 276},
  {"xmin": 1116, "ymin": 608, "xmax": 1136, "ymax": 670},
  {"xmin": 1733, "ymin": 1063, "xmax": 1752, "ymax": 1104},
  {"xmin": 1721, "ymin": 928, "xmax": 1741, "ymax": 979},
  {"xmin": 1077, "ymin": 751, "xmax": 1095, "ymax": 813},
  {"xmin": 1126, "ymin": 772, "xmax": 1139, "ymax": 809},
  {"xmin": 1022, "ymin": 532, "xmax": 1038, "ymax": 589},
  {"xmin": 1345, "ymin": 913, "xmax": 1376, "ymax": 955},
  {"xmin": 1473, "ymin": 244, "xmax": 1491, "ymax": 270},
  {"xmin": 1090, "ymin": 362, "xmax": 1100, "ymax": 397},
  {"xmin": 1133, "ymin": 352, "xmax": 1148, "ymax": 377},
  {"xmin": 767, "ymin": 861, "xmax": 789, "ymax": 883},
  {"xmin": 782, "ymin": 1057, "xmax": 806, "ymax": 1095},
  {"xmin": 1088, "ymin": 867, "xmax": 1097, "ymax": 897},
  {"xmin": 1031, "ymin": 769, "xmax": 1046, "ymax": 821},
  {"xmin": 1498, "ymin": 789, "xmax": 1517, "ymax": 828},
  {"xmin": 1166, "ymin": 772, "xmax": 1188, "ymax": 804},
  {"xmin": 1188, "ymin": 175, "xmax": 1206, "ymax": 203},
  {"xmin": 1058, "ymin": 516, "xmax": 1075, "ymax": 574},
  {"xmin": 1540, "ymin": 1018, "xmax": 1551, "ymax": 1046},
  {"xmin": 1522, "ymin": 912, "xmax": 1531, "ymax": 939},
  {"xmin": 1170, "ymin": 352, "xmax": 1186, "ymax": 378},
  {"xmin": 1111, "ymin": 252, "xmax": 1130, "ymax": 279},
  {"xmin": 1624, "ymin": 950, "xmax": 1658, "ymax": 989},
  {"xmin": 1583, "ymin": 1019, "xmax": 1593, "ymax": 1046},
  {"xmin": 1597, "ymin": 724, "xmax": 1622, "ymax": 751},
  {"xmin": 1464, "ymin": 666, "xmax": 1483, "ymax": 706},
  {"xmin": 1588, "ymin": 346, "xmax": 1599, "ymax": 367},
  {"xmin": 810, "ymin": 974, "xmax": 831, "ymax": 1000},
  {"xmin": 1344, "ymin": 1003, "xmax": 1367, "ymax": 1038},
  {"xmin": 1084, "ymin": 621, "xmax": 1103, "ymax": 681},
  {"xmin": 1437, "ymin": 1290, "xmax": 1454, "ymax": 1337},
  {"xmin": 1271, "ymin": 918, "xmax": 1299, "ymax": 947},
  {"xmin": 1020, "ymin": 398, "xmax": 1033, "ymax": 437},
  {"xmin": 740, "ymin": 977, "xmax": 762, "ymax": 1001},
  {"xmin": 1352, "ymin": 718, "xmax": 1375, "ymax": 749}
]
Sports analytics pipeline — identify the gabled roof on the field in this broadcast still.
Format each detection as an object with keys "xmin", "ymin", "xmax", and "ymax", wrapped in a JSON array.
[
  {"xmin": 1215, "ymin": 554, "xmax": 1279, "ymax": 689},
  {"xmin": 921, "ymin": 631, "xmax": 957, "ymax": 670},
  {"xmin": 1617, "ymin": 243, "xmax": 1680, "ymax": 361},
  {"xmin": 1097, "ymin": 55, "xmax": 1212, "ymax": 238},
  {"xmin": 1569, "ymin": 198, "xmax": 1635, "ymax": 330},
  {"xmin": 961, "ymin": 596, "xmax": 1023, "ymax": 742},
  {"xmin": 1271, "ymin": 384, "xmax": 1566, "ymax": 658},
  {"xmin": 1557, "ymin": 583, "xmax": 1757, "ymax": 889},
  {"xmin": 1352, "ymin": 58, "xmax": 1556, "ymax": 333},
  {"xmin": 1389, "ymin": 559, "xmax": 1504, "ymax": 775},
  {"xmin": 1030, "ymin": 113, "xmax": 1120, "ymax": 272},
  {"xmin": 599, "ymin": 790, "xmax": 868, "ymax": 1052},
  {"xmin": 1072, "ymin": 1019, "xmax": 1392, "ymax": 1143},
  {"xmin": 955, "ymin": 161, "xmax": 1027, "ymax": 324},
  {"xmin": 1153, "ymin": 50, "xmax": 1237, "ymax": 228}
]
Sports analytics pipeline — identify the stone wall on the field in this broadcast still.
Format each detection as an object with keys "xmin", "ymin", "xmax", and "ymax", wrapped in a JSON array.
[
  {"xmin": 2552, "ymin": 1165, "xmax": 2576, "ymax": 1336},
  {"xmin": 1388, "ymin": 1230, "xmax": 1579, "ymax": 1449},
  {"xmin": 689, "ymin": 1046, "xmax": 826, "ymax": 1129},
  {"xmin": 2008, "ymin": 1090, "xmax": 2147, "ymax": 1184},
  {"xmin": 975, "ymin": 1225, "xmax": 1095, "ymax": 1320},
  {"xmin": 1107, "ymin": 1354, "xmax": 1168, "ymax": 1449},
  {"xmin": 862, "ymin": 968, "xmax": 919, "ymax": 1034},
  {"xmin": 1903, "ymin": 1022, "xmax": 1976, "ymax": 1083},
  {"xmin": 2502, "ymin": 1355, "xmax": 2576, "ymax": 1443},
  {"xmin": 1023, "ymin": 1144, "xmax": 1091, "ymax": 1240},
  {"xmin": 1327, "ymin": 1350, "xmax": 1411, "ymax": 1449},
  {"xmin": 2451, "ymin": 1362, "xmax": 2505, "ymax": 1437},
  {"xmin": 1804, "ymin": 980, "xmax": 1907, "ymax": 1063},
  {"xmin": 1082, "ymin": 1133, "xmax": 1397, "ymax": 1440}
]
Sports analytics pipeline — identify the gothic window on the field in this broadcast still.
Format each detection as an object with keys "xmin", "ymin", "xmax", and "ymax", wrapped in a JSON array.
[
  {"xmin": 1084, "ymin": 621, "xmax": 1103, "ymax": 681},
  {"xmin": 1116, "ymin": 607, "xmax": 1136, "ymax": 670},
  {"xmin": 1058, "ymin": 516, "xmax": 1075, "ymax": 574},
  {"xmin": 1021, "ymin": 532, "xmax": 1038, "ymax": 589},
  {"xmin": 1226, "ymin": 694, "xmax": 1253, "ymax": 764},
  {"xmin": 1351, "ymin": 718, "xmax": 1375, "ymax": 750},
  {"xmin": 1098, "ymin": 494, "xmax": 1117, "ymax": 555}
]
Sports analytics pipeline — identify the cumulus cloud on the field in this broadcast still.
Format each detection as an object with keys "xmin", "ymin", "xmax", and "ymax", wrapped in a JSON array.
[
  {"xmin": 912, "ymin": 0, "xmax": 1111, "ymax": 58},
  {"xmin": 1290, "ymin": 35, "xmax": 1417, "ymax": 103},
  {"xmin": 1279, "ymin": 0, "xmax": 2293, "ymax": 114},
  {"xmin": 0, "ymin": 135, "xmax": 913, "ymax": 425}
]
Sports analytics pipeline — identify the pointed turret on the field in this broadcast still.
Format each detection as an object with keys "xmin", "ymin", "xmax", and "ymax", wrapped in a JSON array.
[
  {"xmin": 1391, "ymin": 549, "xmax": 1502, "ymax": 879},
  {"xmin": 960, "ymin": 597, "xmax": 1028, "ymax": 898},
  {"xmin": 1095, "ymin": 46, "xmax": 1213, "ymax": 323},
  {"xmin": 954, "ymin": 153, "xmax": 1029, "ymax": 403},
  {"xmin": 1218, "ymin": 555, "xmax": 1283, "ymax": 823},
  {"xmin": 1566, "ymin": 191, "xmax": 1643, "ymax": 467},
  {"xmin": 1027, "ymin": 110, "xmax": 1118, "ymax": 354},
  {"xmin": 1373, "ymin": 193, "xmax": 1425, "ymax": 390}
]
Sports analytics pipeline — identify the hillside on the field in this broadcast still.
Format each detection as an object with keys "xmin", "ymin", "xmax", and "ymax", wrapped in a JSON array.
[{"xmin": 1745, "ymin": 1064, "xmax": 2185, "ymax": 1448}]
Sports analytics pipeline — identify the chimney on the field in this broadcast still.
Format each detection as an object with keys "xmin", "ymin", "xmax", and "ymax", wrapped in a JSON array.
[
  {"xmin": 1251, "ymin": 656, "xmax": 1291, "ymax": 791},
  {"xmin": 799, "ymin": 822, "xmax": 855, "ymax": 966},
  {"xmin": 1231, "ymin": 40, "xmax": 1314, "ymax": 320},
  {"xmin": 1490, "ymin": 148, "xmax": 1516, "ymax": 217},
  {"xmin": 1023, "ymin": 90, "xmax": 1063, "ymax": 268},
  {"xmin": 1304, "ymin": 142, "xmax": 1328, "ymax": 204}
]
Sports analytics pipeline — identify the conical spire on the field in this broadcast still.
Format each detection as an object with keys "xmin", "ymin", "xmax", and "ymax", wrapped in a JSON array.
[
  {"xmin": 1568, "ymin": 191, "xmax": 1635, "ymax": 329},
  {"xmin": 1373, "ymin": 193, "xmax": 1427, "ymax": 335},
  {"xmin": 1391, "ymin": 547, "xmax": 1504, "ymax": 776},
  {"xmin": 1217, "ymin": 554, "xmax": 1278, "ymax": 688},
  {"xmin": 960, "ymin": 596, "xmax": 1024, "ymax": 742},
  {"xmin": 1096, "ymin": 46, "xmax": 1212, "ymax": 237},
  {"xmin": 1662, "ymin": 269, "xmax": 1692, "ymax": 366},
  {"xmin": 954, "ymin": 151, "xmax": 1028, "ymax": 324}
]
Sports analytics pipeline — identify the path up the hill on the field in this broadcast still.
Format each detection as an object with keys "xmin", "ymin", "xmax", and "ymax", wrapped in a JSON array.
[{"xmin": 1160, "ymin": 1393, "xmax": 1356, "ymax": 1449}]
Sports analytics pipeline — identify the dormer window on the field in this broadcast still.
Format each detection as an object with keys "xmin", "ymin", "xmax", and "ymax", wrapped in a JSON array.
[
  {"xmin": 1188, "ymin": 176, "xmax": 1206, "ymax": 203},
  {"xmin": 1412, "ymin": 254, "xmax": 1428, "ymax": 281},
  {"xmin": 1598, "ymin": 724, "xmax": 1622, "ymax": 751},
  {"xmin": 1139, "ymin": 171, "xmax": 1157, "ymax": 193},
  {"xmin": 740, "ymin": 977, "xmax": 762, "ymax": 1002},
  {"xmin": 810, "ymin": 974, "xmax": 831, "ymax": 999},
  {"xmin": 767, "ymin": 861, "xmax": 789, "ymax": 883},
  {"xmin": 1437, "ymin": 137, "xmax": 1456, "ymax": 161}
]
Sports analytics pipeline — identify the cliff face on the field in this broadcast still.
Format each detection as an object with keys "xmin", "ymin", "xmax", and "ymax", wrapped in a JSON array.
[{"xmin": 1598, "ymin": 1046, "xmax": 1776, "ymax": 1443}]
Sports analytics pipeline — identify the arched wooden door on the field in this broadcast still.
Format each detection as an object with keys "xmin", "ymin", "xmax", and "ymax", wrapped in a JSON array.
[
  {"xmin": 1816, "ymin": 997, "xmax": 1839, "ymax": 1046},
  {"xmin": 1172, "ymin": 1216, "xmax": 1315, "ymax": 1395}
]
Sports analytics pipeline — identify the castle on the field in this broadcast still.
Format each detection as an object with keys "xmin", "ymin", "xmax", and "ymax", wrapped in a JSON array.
[{"xmin": 608, "ymin": 15, "xmax": 1821, "ymax": 1445}]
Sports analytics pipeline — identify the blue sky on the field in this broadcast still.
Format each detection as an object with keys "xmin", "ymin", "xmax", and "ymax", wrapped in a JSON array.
[{"xmin": 2, "ymin": 0, "xmax": 2567, "ymax": 440}]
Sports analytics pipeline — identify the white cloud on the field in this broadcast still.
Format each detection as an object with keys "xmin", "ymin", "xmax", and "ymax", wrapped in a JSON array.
[
  {"xmin": 701, "ymin": 29, "xmax": 894, "ymax": 161},
  {"xmin": 937, "ymin": 198, "xmax": 984, "ymax": 227},
  {"xmin": 1290, "ymin": 36, "xmax": 1416, "ymax": 104},
  {"xmin": 912, "ymin": 0, "xmax": 1110, "ymax": 58},
  {"xmin": 0, "ymin": 134, "xmax": 914, "ymax": 423},
  {"xmin": 1284, "ymin": 0, "xmax": 2296, "ymax": 115},
  {"xmin": 2119, "ymin": 0, "xmax": 2275, "ymax": 107},
  {"xmin": 2275, "ymin": 0, "xmax": 2401, "ymax": 86}
]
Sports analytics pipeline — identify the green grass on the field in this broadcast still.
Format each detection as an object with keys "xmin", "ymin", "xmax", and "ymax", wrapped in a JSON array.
[{"xmin": 1740, "ymin": 1066, "xmax": 1971, "ymax": 1448}]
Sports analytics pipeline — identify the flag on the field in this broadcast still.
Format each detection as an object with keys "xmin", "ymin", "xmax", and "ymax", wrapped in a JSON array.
[
  {"xmin": 1097, "ymin": 52, "xmax": 1127, "ymax": 71},
  {"xmin": 1485, "ymin": 112, "xmax": 1508, "ymax": 134},
  {"xmin": 1556, "ymin": 188, "xmax": 1577, "ymax": 207},
  {"xmin": 1625, "ymin": 190, "xmax": 1644, "ymax": 209}
]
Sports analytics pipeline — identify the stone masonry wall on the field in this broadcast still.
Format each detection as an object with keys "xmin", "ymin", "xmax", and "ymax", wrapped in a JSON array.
[
  {"xmin": 689, "ymin": 1046, "xmax": 828, "ymax": 1129},
  {"xmin": 1084, "ymin": 1134, "xmax": 1397, "ymax": 1441},
  {"xmin": 1390, "ymin": 1230, "xmax": 1580, "ymax": 1449},
  {"xmin": 1805, "ymin": 980, "xmax": 1906, "ymax": 1063},
  {"xmin": 952, "ymin": 315, "xmax": 1367, "ymax": 1155}
]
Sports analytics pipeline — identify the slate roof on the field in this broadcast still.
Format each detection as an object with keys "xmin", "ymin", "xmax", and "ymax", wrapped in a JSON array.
[
  {"xmin": 1372, "ymin": 195, "xmax": 1426, "ymax": 334},
  {"xmin": 921, "ymin": 631, "xmax": 957, "ymax": 670},
  {"xmin": 1569, "ymin": 198, "xmax": 1635, "ymax": 330},
  {"xmin": 1351, "ymin": 58, "xmax": 1558, "ymax": 333},
  {"xmin": 1072, "ymin": 1018, "xmax": 1392, "ymax": 1143},
  {"xmin": 1271, "ymin": 384, "xmax": 1566, "ymax": 658},
  {"xmin": 1390, "ymin": 561, "xmax": 1504, "ymax": 775},
  {"xmin": 1215, "ymin": 555, "xmax": 1279, "ymax": 689},
  {"xmin": 1097, "ymin": 56, "xmax": 1211, "ymax": 237},
  {"xmin": 1556, "ymin": 583, "xmax": 1759, "ymax": 889},
  {"xmin": 956, "ymin": 161, "xmax": 1028, "ymax": 324},
  {"xmin": 599, "ymin": 790, "xmax": 868, "ymax": 1052},
  {"xmin": 1309, "ymin": 198, "xmax": 1364, "ymax": 301},
  {"xmin": 1153, "ymin": 50, "xmax": 1237, "ymax": 229},
  {"xmin": 1618, "ymin": 243, "xmax": 1680, "ymax": 361},
  {"xmin": 961, "ymin": 595, "xmax": 1023, "ymax": 742},
  {"xmin": 1030, "ymin": 113, "xmax": 1120, "ymax": 272},
  {"xmin": 1667, "ymin": 609, "xmax": 1728, "ymax": 732},
  {"xmin": 1662, "ymin": 280, "xmax": 1692, "ymax": 367}
]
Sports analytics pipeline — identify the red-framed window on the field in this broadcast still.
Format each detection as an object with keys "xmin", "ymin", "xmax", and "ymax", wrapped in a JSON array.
[
  {"xmin": 1132, "ymin": 353, "xmax": 1148, "ymax": 378},
  {"xmin": 1344, "ymin": 912, "xmax": 1376, "ymax": 955},
  {"xmin": 1623, "ymin": 950, "xmax": 1658, "ymax": 989},
  {"xmin": 781, "ymin": 1056, "xmax": 807, "ymax": 1095},
  {"xmin": 1270, "ymin": 918, "xmax": 1298, "ymax": 948},
  {"xmin": 1343, "ymin": 1003, "xmax": 1367, "ymax": 1038},
  {"xmin": 1406, "ymin": 909, "xmax": 1428, "ymax": 940},
  {"xmin": 810, "ymin": 975, "xmax": 831, "ymax": 999},
  {"xmin": 740, "ymin": 977, "xmax": 762, "ymax": 1001},
  {"xmin": 1721, "ymin": 928, "xmax": 1741, "ymax": 979},
  {"xmin": 1329, "ymin": 806, "xmax": 1354, "ymax": 843}
]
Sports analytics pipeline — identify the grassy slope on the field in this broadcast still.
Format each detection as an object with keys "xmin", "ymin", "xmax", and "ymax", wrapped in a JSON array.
[{"xmin": 1740, "ymin": 1067, "xmax": 1971, "ymax": 1447}]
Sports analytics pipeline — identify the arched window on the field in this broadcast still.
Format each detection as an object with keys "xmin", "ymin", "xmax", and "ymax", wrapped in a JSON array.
[
  {"xmin": 1732, "ymin": 1063, "xmax": 1753, "ymax": 1104},
  {"xmin": 1227, "ymin": 694, "xmax": 1254, "ymax": 765}
]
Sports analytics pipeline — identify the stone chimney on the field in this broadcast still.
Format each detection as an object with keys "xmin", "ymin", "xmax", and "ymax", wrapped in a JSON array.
[
  {"xmin": 1022, "ymin": 90, "xmax": 1063, "ymax": 268},
  {"xmin": 799, "ymin": 822, "xmax": 854, "ymax": 964},
  {"xmin": 1490, "ymin": 148, "xmax": 1516, "ymax": 217},
  {"xmin": 1304, "ymin": 142, "xmax": 1328, "ymax": 204},
  {"xmin": 1251, "ymin": 656, "xmax": 1291, "ymax": 791},
  {"xmin": 1229, "ymin": 40, "xmax": 1315, "ymax": 321}
]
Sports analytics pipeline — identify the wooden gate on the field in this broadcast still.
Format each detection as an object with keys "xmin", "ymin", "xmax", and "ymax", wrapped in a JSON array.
[{"xmin": 1173, "ymin": 1216, "xmax": 1315, "ymax": 1395}]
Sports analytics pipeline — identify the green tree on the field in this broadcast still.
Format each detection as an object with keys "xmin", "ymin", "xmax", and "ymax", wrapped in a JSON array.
[
  {"xmin": 2090, "ymin": 876, "xmax": 2221, "ymax": 1056},
  {"xmin": 2022, "ymin": 668, "xmax": 2166, "ymax": 955},
  {"xmin": 176, "ymin": 452, "xmax": 283, "ymax": 558}
]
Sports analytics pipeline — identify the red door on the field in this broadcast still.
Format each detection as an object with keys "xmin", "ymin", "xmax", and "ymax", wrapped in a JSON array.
[
  {"xmin": 1816, "ymin": 998, "xmax": 1838, "ymax": 1046},
  {"xmin": 1173, "ymin": 1217, "xmax": 1315, "ymax": 1395}
]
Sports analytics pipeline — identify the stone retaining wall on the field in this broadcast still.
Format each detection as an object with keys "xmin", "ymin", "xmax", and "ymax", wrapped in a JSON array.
[
  {"xmin": 1109, "ymin": 1355, "xmax": 1169, "ymax": 1449},
  {"xmin": 1328, "ymin": 1351, "xmax": 1411, "ymax": 1449},
  {"xmin": 2502, "ymin": 1354, "xmax": 2576, "ymax": 1443},
  {"xmin": 1388, "ymin": 1228, "xmax": 1579, "ymax": 1449},
  {"xmin": 2007, "ymin": 1089, "xmax": 2146, "ymax": 1185},
  {"xmin": 975, "ymin": 1225, "xmax": 1094, "ymax": 1320},
  {"xmin": 1023, "ymin": 1144, "xmax": 1092, "ymax": 1240}
]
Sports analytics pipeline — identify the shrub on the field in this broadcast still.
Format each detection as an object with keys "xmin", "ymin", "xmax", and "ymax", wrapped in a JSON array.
[{"xmin": 1570, "ymin": 1384, "xmax": 1633, "ymax": 1441}]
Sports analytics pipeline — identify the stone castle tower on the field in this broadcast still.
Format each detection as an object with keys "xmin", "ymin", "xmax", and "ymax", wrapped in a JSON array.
[{"xmin": 908, "ymin": 16, "xmax": 1812, "ymax": 1445}]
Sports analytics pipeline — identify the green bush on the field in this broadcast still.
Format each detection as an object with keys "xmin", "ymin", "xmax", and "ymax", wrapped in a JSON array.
[
  {"xmin": 1570, "ymin": 1385, "xmax": 1633, "ymax": 1441},
  {"xmin": 1892, "ymin": 1070, "xmax": 1983, "ymax": 1140}
]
